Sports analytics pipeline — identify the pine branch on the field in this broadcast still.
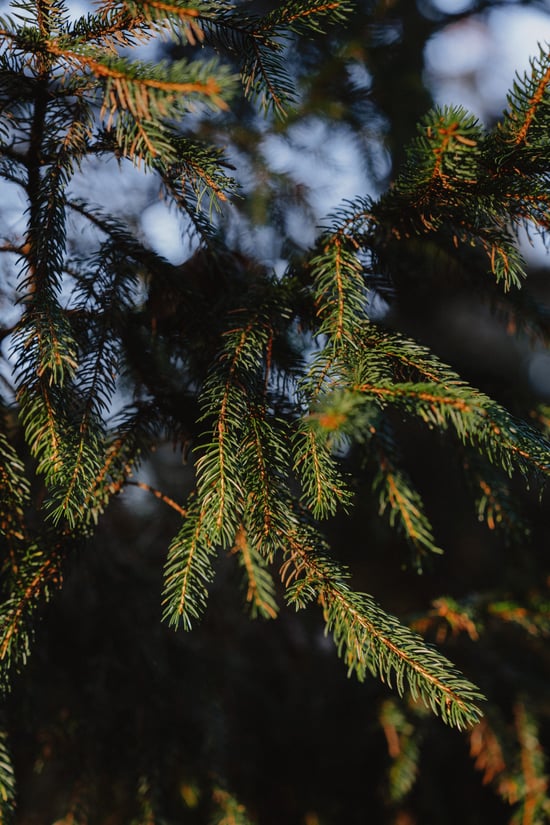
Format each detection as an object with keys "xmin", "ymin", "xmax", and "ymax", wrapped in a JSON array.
[
  {"xmin": 374, "ymin": 106, "xmax": 528, "ymax": 291},
  {"xmin": 232, "ymin": 526, "xmax": 278, "ymax": 620},
  {"xmin": 81, "ymin": 403, "xmax": 161, "ymax": 525},
  {"xmin": 465, "ymin": 453, "xmax": 528, "ymax": 543},
  {"xmin": 379, "ymin": 699, "xmax": 422, "ymax": 803},
  {"xmin": 0, "ymin": 541, "xmax": 63, "ymax": 686},
  {"xmin": 76, "ymin": 0, "xmax": 207, "ymax": 52},
  {"xmin": 0, "ymin": 431, "xmax": 31, "ymax": 547},
  {"xmin": 498, "ymin": 46, "xmax": 550, "ymax": 151},
  {"xmin": 0, "ymin": 731, "xmax": 16, "ymax": 822},
  {"xmin": 262, "ymin": 0, "xmax": 353, "ymax": 36},
  {"xmin": 162, "ymin": 499, "xmax": 218, "ymax": 630},
  {"xmin": 369, "ymin": 417, "xmax": 443, "ymax": 565},
  {"xmin": 292, "ymin": 417, "xmax": 352, "ymax": 520},
  {"xmin": 199, "ymin": 1, "xmax": 351, "ymax": 116},
  {"xmin": 469, "ymin": 717, "xmax": 507, "ymax": 787},
  {"xmin": 339, "ymin": 379, "xmax": 550, "ymax": 481},
  {"xmin": 281, "ymin": 529, "xmax": 484, "ymax": 729}
]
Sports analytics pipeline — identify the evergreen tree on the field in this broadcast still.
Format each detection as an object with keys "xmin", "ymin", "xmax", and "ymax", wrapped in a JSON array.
[{"xmin": 1, "ymin": 0, "xmax": 550, "ymax": 822}]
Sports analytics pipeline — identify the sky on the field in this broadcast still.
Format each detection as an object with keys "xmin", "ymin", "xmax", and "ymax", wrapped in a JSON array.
[{"xmin": 426, "ymin": 3, "xmax": 550, "ymax": 121}]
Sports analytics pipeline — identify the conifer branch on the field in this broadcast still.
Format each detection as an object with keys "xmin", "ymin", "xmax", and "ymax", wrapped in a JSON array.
[
  {"xmin": 0, "ymin": 545, "xmax": 63, "ymax": 683},
  {"xmin": 469, "ymin": 718, "xmax": 507, "ymax": 787},
  {"xmin": 126, "ymin": 480, "xmax": 186, "ymax": 516},
  {"xmin": 107, "ymin": 0, "xmax": 205, "ymax": 44},
  {"xmin": 513, "ymin": 703, "xmax": 549, "ymax": 821},
  {"xmin": 380, "ymin": 699, "xmax": 422, "ymax": 803},
  {"xmin": 292, "ymin": 420, "xmax": 352, "ymax": 519},
  {"xmin": 199, "ymin": 0, "xmax": 352, "ymax": 116},
  {"xmin": 337, "ymin": 380, "xmax": 550, "ymax": 480},
  {"xmin": 232, "ymin": 526, "xmax": 278, "ymax": 620},
  {"xmin": 81, "ymin": 404, "xmax": 160, "ymax": 524},
  {"xmin": 506, "ymin": 50, "xmax": 550, "ymax": 147},
  {"xmin": 239, "ymin": 406, "xmax": 289, "ymax": 556},
  {"xmin": 0, "ymin": 731, "xmax": 16, "ymax": 821},
  {"xmin": 162, "ymin": 500, "xmax": 217, "ymax": 630},
  {"xmin": 281, "ymin": 534, "xmax": 484, "ymax": 729},
  {"xmin": 0, "ymin": 432, "xmax": 31, "ymax": 545},
  {"xmin": 465, "ymin": 455, "xmax": 528, "ymax": 542},
  {"xmin": 370, "ymin": 422, "xmax": 443, "ymax": 564}
]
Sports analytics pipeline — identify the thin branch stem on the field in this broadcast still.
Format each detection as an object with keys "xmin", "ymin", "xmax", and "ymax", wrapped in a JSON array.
[{"xmin": 126, "ymin": 480, "xmax": 186, "ymax": 516}]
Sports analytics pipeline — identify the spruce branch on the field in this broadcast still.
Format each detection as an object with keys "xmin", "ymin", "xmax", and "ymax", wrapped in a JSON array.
[
  {"xmin": 238, "ymin": 401, "xmax": 291, "ymax": 560},
  {"xmin": 498, "ymin": 46, "xmax": 550, "ymax": 150},
  {"xmin": 0, "ymin": 731, "xmax": 16, "ymax": 822},
  {"xmin": 264, "ymin": 0, "xmax": 353, "ymax": 35},
  {"xmin": 81, "ymin": 403, "xmax": 161, "ymax": 525},
  {"xmin": 0, "ymin": 542, "xmax": 63, "ymax": 686},
  {"xmin": 413, "ymin": 597, "xmax": 480, "ymax": 645},
  {"xmin": 194, "ymin": 316, "xmax": 273, "ymax": 548},
  {"xmin": 469, "ymin": 707, "xmax": 550, "ymax": 822},
  {"xmin": 469, "ymin": 717, "xmax": 508, "ymax": 788},
  {"xmin": 66, "ymin": 7, "xmax": 152, "ymax": 51},
  {"xmin": 162, "ymin": 499, "xmax": 218, "ymax": 630},
  {"xmin": 157, "ymin": 137, "xmax": 238, "ymax": 210},
  {"xmin": 198, "ymin": 1, "xmax": 351, "ymax": 116},
  {"xmin": 338, "ymin": 379, "xmax": 550, "ymax": 481},
  {"xmin": 380, "ymin": 699, "xmax": 422, "ymax": 803},
  {"xmin": 5, "ymin": 0, "xmax": 550, "ymax": 793},
  {"xmin": 464, "ymin": 453, "xmax": 528, "ymax": 543},
  {"xmin": 281, "ymin": 532, "xmax": 484, "ymax": 729},
  {"xmin": 97, "ymin": 0, "xmax": 206, "ymax": 46},
  {"xmin": 510, "ymin": 703, "xmax": 550, "ymax": 822},
  {"xmin": 374, "ymin": 106, "xmax": 530, "ymax": 291},
  {"xmin": 369, "ymin": 419, "xmax": 443, "ymax": 565},
  {"xmin": 0, "ymin": 431, "xmax": 31, "ymax": 546},
  {"xmin": 487, "ymin": 598, "xmax": 550, "ymax": 638},
  {"xmin": 292, "ymin": 417, "xmax": 352, "ymax": 520},
  {"xmin": 232, "ymin": 526, "xmax": 278, "ymax": 620},
  {"xmin": 126, "ymin": 480, "xmax": 186, "ymax": 516}
]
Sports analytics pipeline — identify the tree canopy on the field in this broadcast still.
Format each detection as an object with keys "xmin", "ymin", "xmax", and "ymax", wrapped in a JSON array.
[{"xmin": 1, "ymin": 0, "xmax": 550, "ymax": 822}]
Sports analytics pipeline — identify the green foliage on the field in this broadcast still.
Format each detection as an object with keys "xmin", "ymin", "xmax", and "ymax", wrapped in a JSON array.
[
  {"xmin": 468, "ymin": 705, "xmax": 550, "ymax": 825},
  {"xmin": 0, "ymin": 731, "xmax": 16, "ymax": 823},
  {"xmin": 379, "ymin": 699, "xmax": 423, "ymax": 804},
  {"xmin": 1, "ymin": 0, "xmax": 550, "ymax": 821},
  {"xmin": 210, "ymin": 788, "xmax": 255, "ymax": 825},
  {"xmin": 281, "ymin": 532, "xmax": 483, "ymax": 729}
]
